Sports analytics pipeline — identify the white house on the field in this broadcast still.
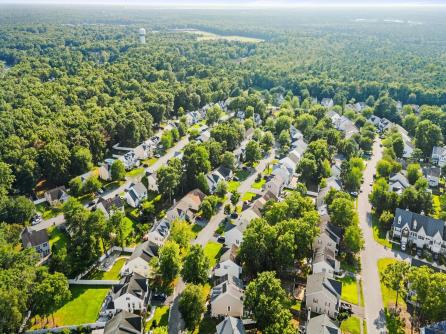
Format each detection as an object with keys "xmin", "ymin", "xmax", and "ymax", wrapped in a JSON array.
[
  {"xmin": 99, "ymin": 158, "xmax": 115, "ymax": 181},
  {"xmin": 225, "ymin": 209, "xmax": 260, "ymax": 247},
  {"xmin": 312, "ymin": 247, "xmax": 340, "ymax": 278},
  {"xmin": 214, "ymin": 260, "xmax": 242, "ymax": 279},
  {"xmin": 105, "ymin": 273, "xmax": 150, "ymax": 316},
  {"xmin": 21, "ymin": 227, "xmax": 50, "ymax": 259},
  {"xmin": 306, "ymin": 314, "xmax": 340, "ymax": 334},
  {"xmin": 305, "ymin": 272, "xmax": 342, "ymax": 318},
  {"xmin": 392, "ymin": 208, "xmax": 445, "ymax": 254},
  {"xmin": 211, "ymin": 275, "xmax": 244, "ymax": 318},
  {"xmin": 216, "ymin": 316, "xmax": 245, "ymax": 334},
  {"xmin": 125, "ymin": 182, "xmax": 148, "ymax": 208},
  {"xmin": 431, "ymin": 146, "xmax": 446, "ymax": 167},
  {"xmin": 423, "ymin": 166, "xmax": 441, "ymax": 188},
  {"xmin": 44, "ymin": 186, "xmax": 69, "ymax": 207},
  {"xmin": 389, "ymin": 173, "xmax": 410, "ymax": 194},
  {"xmin": 121, "ymin": 241, "xmax": 158, "ymax": 278},
  {"xmin": 321, "ymin": 98, "xmax": 334, "ymax": 109}
]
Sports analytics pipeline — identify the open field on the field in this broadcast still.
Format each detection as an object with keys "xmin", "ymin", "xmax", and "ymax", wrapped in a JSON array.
[{"xmin": 175, "ymin": 29, "xmax": 264, "ymax": 43}]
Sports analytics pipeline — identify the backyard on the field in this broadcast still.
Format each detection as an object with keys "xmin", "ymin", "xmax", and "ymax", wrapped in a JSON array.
[
  {"xmin": 203, "ymin": 241, "xmax": 223, "ymax": 267},
  {"xmin": 241, "ymin": 191, "xmax": 256, "ymax": 202},
  {"xmin": 146, "ymin": 305, "xmax": 169, "ymax": 330},
  {"xmin": 377, "ymin": 258, "xmax": 407, "ymax": 310},
  {"xmin": 86, "ymin": 257, "xmax": 127, "ymax": 280},
  {"xmin": 49, "ymin": 226, "xmax": 69, "ymax": 250},
  {"xmin": 340, "ymin": 276, "xmax": 359, "ymax": 305}
]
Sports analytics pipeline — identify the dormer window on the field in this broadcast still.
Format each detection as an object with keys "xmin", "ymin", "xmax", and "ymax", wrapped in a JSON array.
[{"xmin": 398, "ymin": 216, "xmax": 402, "ymax": 224}]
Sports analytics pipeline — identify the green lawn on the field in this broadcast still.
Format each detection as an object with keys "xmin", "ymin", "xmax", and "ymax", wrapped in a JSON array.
[
  {"xmin": 377, "ymin": 258, "xmax": 407, "ymax": 310},
  {"xmin": 86, "ymin": 258, "xmax": 126, "ymax": 280},
  {"xmin": 432, "ymin": 195, "xmax": 441, "ymax": 219},
  {"xmin": 122, "ymin": 216, "xmax": 138, "ymax": 246},
  {"xmin": 49, "ymin": 227, "xmax": 69, "ymax": 250},
  {"xmin": 126, "ymin": 167, "xmax": 145, "ymax": 177},
  {"xmin": 49, "ymin": 286, "xmax": 109, "ymax": 327},
  {"xmin": 235, "ymin": 169, "xmax": 251, "ymax": 181},
  {"xmin": 36, "ymin": 202, "xmax": 61, "ymax": 220},
  {"xmin": 372, "ymin": 216, "xmax": 392, "ymax": 248},
  {"xmin": 340, "ymin": 316, "xmax": 361, "ymax": 334},
  {"xmin": 142, "ymin": 157, "xmax": 158, "ymax": 167},
  {"xmin": 191, "ymin": 223, "xmax": 203, "ymax": 238},
  {"xmin": 340, "ymin": 276, "xmax": 359, "ymax": 305},
  {"xmin": 290, "ymin": 301, "xmax": 301, "ymax": 311},
  {"xmin": 251, "ymin": 178, "xmax": 266, "ymax": 189},
  {"xmin": 242, "ymin": 191, "xmax": 256, "ymax": 202},
  {"xmin": 146, "ymin": 305, "xmax": 169, "ymax": 330},
  {"xmin": 203, "ymin": 241, "xmax": 223, "ymax": 267},
  {"xmin": 228, "ymin": 180, "xmax": 241, "ymax": 192}
]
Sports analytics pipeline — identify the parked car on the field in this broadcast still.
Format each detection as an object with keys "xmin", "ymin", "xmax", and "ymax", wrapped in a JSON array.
[
  {"xmin": 230, "ymin": 212, "xmax": 239, "ymax": 219},
  {"xmin": 154, "ymin": 153, "xmax": 161, "ymax": 158},
  {"xmin": 217, "ymin": 236, "xmax": 226, "ymax": 243},
  {"xmin": 152, "ymin": 293, "xmax": 167, "ymax": 302},
  {"xmin": 340, "ymin": 302, "xmax": 352, "ymax": 311},
  {"xmin": 350, "ymin": 191, "xmax": 358, "ymax": 197}
]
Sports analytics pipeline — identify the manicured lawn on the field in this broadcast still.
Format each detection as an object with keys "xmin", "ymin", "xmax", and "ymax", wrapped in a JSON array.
[
  {"xmin": 377, "ymin": 258, "xmax": 407, "ymax": 310},
  {"xmin": 49, "ymin": 286, "xmax": 109, "ymax": 327},
  {"xmin": 242, "ymin": 191, "xmax": 256, "ymax": 202},
  {"xmin": 251, "ymin": 178, "xmax": 266, "ymax": 189},
  {"xmin": 227, "ymin": 180, "xmax": 240, "ymax": 192},
  {"xmin": 371, "ymin": 216, "xmax": 392, "ymax": 248},
  {"xmin": 122, "ymin": 217, "xmax": 138, "ymax": 246},
  {"xmin": 146, "ymin": 305, "xmax": 169, "ymax": 330},
  {"xmin": 142, "ymin": 157, "xmax": 158, "ymax": 167},
  {"xmin": 340, "ymin": 316, "xmax": 361, "ymax": 334},
  {"xmin": 49, "ymin": 227, "xmax": 69, "ymax": 250},
  {"xmin": 432, "ymin": 195, "xmax": 441, "ymax": 219},
  {"xmin": 36, "ymin": 202, "xmax": 61, "ymax": 220},
  {"xmin": 235, "ymin": 169, "xmax": 251, "ymax": 181},
  {"xmin": 340, "ymin": 276, "xmax": 359, "ymax": 305},
  {"xmin": 203, "ymin": 241, "xmax": 223, "ymax": 267},
  {"xmin": 191, "ymin": 223, "xmax": 203, "ymax": 238},
  {"xmin": 86, "ymin": 258, "xmax": 126, "ymax": 280},
  {"xmin": 126, "ymin": 167, "xmax": 145, "ymax": 177}
]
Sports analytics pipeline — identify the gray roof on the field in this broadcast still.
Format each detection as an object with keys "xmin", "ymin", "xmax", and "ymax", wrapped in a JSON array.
[
  {"xmin": 389, "ymin": 173, "xmax": 410, "ymax": 190},
  {"xmin": 307, "ymin": 314, "xmax": 340, "ymax": 334},
  {"xmin": 313, "ymin": 247, "xmax": 337, "ymax": 270},
  {"xmin": 216, "ymin": 316, "xmax": 245, "ymax": 334},
  {"xmin": 104, "ymin": 310, "xmax": 142, "ymax": 334},
  {"xmin": 421, "ymin": 320, "xmax": 446, "ymax": 334},
  {"xmin": 432, "ymin": 146, "xmax": 446, "ymax": 157},
  {"xmin": 21, "ymin": 227, "xmax": 49, "ymax": 248},
  {"xmin": 306, "ymin": 272, "xmax": 342, "ymax": 299},
  {"xmin": 130, "ymin": 182, "xmax": 147, "ymax": 197},
  {"xmin": 211, "ymin": 275, "xmax": 244, "ymax": 302},
  {"xmin": 98, "ymin": 195, "xmax": 124, "ymax": 214},
  {"xmin": 393, "ymin": 208, "xmax": 445, "ymax": 238},
  {"xmin": 128, "ymin": 241, "xmax": 158, "ymax": 263},
  {"xmin": 423, "ymin": 166, "xmax": 441, "ymax": 178},
  {"xmin": 217, "ymin": 165, "xmax": 233, "ymax": 179},
  {"xmin": 112, "ymin": 273, "xmax": 148, "ymax": 300},
  {"xmin": 45, "ymin": 186, "xmax": 68, "ymax": 202}
]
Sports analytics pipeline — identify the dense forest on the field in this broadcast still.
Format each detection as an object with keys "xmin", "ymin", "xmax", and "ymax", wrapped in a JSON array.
[{"xmin": 0, "ymin": 5, "xmax": 446, "ymax": 195}]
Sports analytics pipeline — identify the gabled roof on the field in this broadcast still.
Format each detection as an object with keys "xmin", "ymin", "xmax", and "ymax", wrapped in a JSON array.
[
  {"xmin": 313, "ymin": 247, "xmax": 338, "ymax": 270},
  {"xmin": 307, "ymin": 314, "xmax": 340, "ymax": 334},
  {"xmin": 175, "ymin": 188, "xmax": 206, "ymax": 213},
  {"xmin": 45, "ymin": 186, "xmax": 68, "ymax": 202},
  {"xmin": 432, "ymin": 146, "xmax": 446, "ymax": 158},
  {"xmin": 389, "ymin": 173, "xmax": 410, "ymax": 190},
  {"xmin": 211, "ymin": 276, "xmax": 244, "ymax": 303},
  {"xmin": 217, "ymin": 166, "xmax": 233, "ymax": 179},
  {"xmin": 216, "ymin": 316, "xmax": 246, "ymax": 334},
  {"xmin": 129, "ymin": 182, "xmax": 147, "ymax": 197},
  {"xmin": 98, "ymin": 195, "xmax": 124, "ymax": 214},
  {"xmin": 214, "ymin": 260, "xmax": 241, "ymax": 277},
  {"xmin": 421, "ymin": 320, "xmax": 446, "ymax": 334},
  {"xmin": 128, "ymin": 241, "xmax": 158, "ymax": 263},
  {"xmin": 220, "ymin": 245, "xmax": 239, "ymax": 262},
  {"xmin": 393, "ymin": 208, "xmax": 445, "ymax": 238},
  {"xmin": 21, "ymin": 227, "xmax": 49, "ymax": 248},
  {"xmin": 306, "ymin": 272, "xmax": 342, "ymax": 299},
  {"xmin": 104, "ymin": 310, "xmax": 142, "ymax": 334},
  {"xmin": 112, "ymin": 273, "xmax": 148, "ymax": 300},
  {"xmin": 423, "ymin": 166, "xmax": 441, "ymax": 178}
]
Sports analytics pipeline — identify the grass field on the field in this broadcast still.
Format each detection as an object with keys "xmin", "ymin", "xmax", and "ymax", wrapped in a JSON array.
[
  {"xmin": 340, "ymin": 316, "xmax": 361, "ymax": 334},
  {"xmin": 377, "ymin": 258, "xmax": 407, "ymax": 310},
  {"xmin": 340, "ymin": 276, "xmax": 359, "ymax": 305},
  {"xmin": 203, "ymin": 241, "xmax": 223, "ymax": 267},
  {"xmin": 46, "ymin": 286, "xmax": 109, "ymax": 327},
  {"xmin": 87, "ymin": 258, "xmax": 126, "ymax": 280},
  {"xmin": 49, "ymin": 227, "xmax": 69, "ymax": 250},
  {"xmin": 371, "ymin": 216, "xmax": 392, "ymax": 248},
  {"xmin": 181, "ymin": 29, "xmax": 264, "ymax": 43},
  {"xmin": 432, "ymin": 194, "xmax": 441, "ymax": 218},
  {"xmin": 126, "ymin": 167, "xmax": 145, "ymax": 177},
  {"xmin": 146, "ymin": 305, "xmax": 169, "ymax": 330},
  {"xmin": 122, "ymin": 216, "xmax": 138, "ymax": 246},
  {"xmin": 227, "ymin": 180, "xmax": 240, "ymax": 192},
  {"xmin": 251, "ymin": 178, "xmax": 266, "ymax": 189},
  {"xmin": 242, "ymin": 191, "xmax": 256, "ymax": 202}
]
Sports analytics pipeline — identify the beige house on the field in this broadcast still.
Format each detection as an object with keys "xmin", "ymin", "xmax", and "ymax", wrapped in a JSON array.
[
  {"xmin": 305, "ymin": 272, "xmax": 342, "ymax": 318},
  {"xmin": 211, "ymin": 275, "xmax": 244, "ymax": 318},
  {"xmin": 121, "ymin": 241, "xmax": 158, "ymax": 278}
]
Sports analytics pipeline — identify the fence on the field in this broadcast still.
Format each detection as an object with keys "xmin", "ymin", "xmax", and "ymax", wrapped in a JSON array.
[
  {"xmin": 25, "ymin": 322, "xmax": 106, "ymax": 334},
  {"xmin": 68, "ymin": 279, "xmax": 119, "ymax": 286}
]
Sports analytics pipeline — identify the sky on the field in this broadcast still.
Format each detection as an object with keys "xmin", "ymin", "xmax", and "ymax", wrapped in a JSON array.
[{"xmin": 0, "ymin": 0, "xmax": 445, "ymax": 7}]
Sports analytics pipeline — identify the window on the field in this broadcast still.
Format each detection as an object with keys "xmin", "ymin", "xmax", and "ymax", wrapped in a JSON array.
[{"xmin": 227, "ymin": 306, "xmax": 231, "ymax": 312}]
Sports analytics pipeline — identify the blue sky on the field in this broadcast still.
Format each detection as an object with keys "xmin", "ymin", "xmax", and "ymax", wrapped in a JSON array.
[{"xmin": 0, "ymin": 0, "xmax": 445, "ymax": 6}]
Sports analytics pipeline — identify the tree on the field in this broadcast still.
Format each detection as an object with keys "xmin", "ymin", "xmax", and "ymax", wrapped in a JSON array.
[
  {"xmin": 221, "ymin": 151, "xmax": 236, "ymax": 170},
  {"xmin": 83, "ymin": 176, "xmax": 101, "ymax": 194},
  {"xmin": 382, "ymin": 261, "xmax": 410, "ymax": 308},
  {"xmin": 403, "ymin": 114, "xmax": 419, "ymax": 137},
  {"xmin": 70, "ymin": 146, "xmax": 93, "ymax": 175},
  {"xmin": 39, "ymin": 141, "xmax": 71, "ymax": 184},
  {"xmin": 245, "ymin": 140, "xmax": 261, "ymax": 163},
  {"xmin": 297, "ymin": 157, "xmax": 317, "ymax": 184},
  {"xmin": 415, "ymin": 120, "xmax": 443, "ymax": 157},
  {"xmin": 376, "ymin": 159, "xmax": 393, "ymax": 178},
  {"xmin": 157, "ymin": 165, "xmax": 180, "ymax": 202},
  {"xmin": 182, "ymin": 245, "xmax": 210, "ymax": 284},
  {"xmin": 179, "ymin": 284, "xmax": 206, "ymax": 330},
  {"xmin": 244, "ymin": 271, "xmax": 293, "ymax": 333},
  {"xmin": 392, "ymin": 136, "xmax": 405, "ymax": 159},
  {"xmin": 183, "ymin": 142, "xmax": 211, "ymax": 189},
  {"xmin": 343, "ymin": 222, "xmax": 364, "ymax": 254},
  {"xmin": 111, "ymin": 159, "xmax": 125, "ymax": 181},
  {"xmin": 343, "ymin": 166, "xmax": 362, "ymax": 192},
  {"xmin": 278, "ymin": 130, "xmax": 291, "ymax": 147},
  {"xmin": 0, "ymin": 162, "xmax": 14, "ymax": 199},
  {"xmin": 199, "ymin": 195, "xmax": 219, "ymax": 219},
  {"xmin": 169, "ymin": 220, "xmax": 194, "ymax": 250},
  {"xmin": 159, "ymin": 241, "xmax": 181, "ymax": 283},
  {"xmin": 369, "ymin": 177, "xmax": 399, "ymax": 215},
  {"xmin": 329, "ymin": 197, "xmax": 355, "ymax": 228},
  {"xmin": 261, "ymin": 131, "xmax": 275, "ymax": 151},
  {"xmin": 160, "ymin": 131, "xmax": 173, "ymax": 150},
  {"xmin": 196, "ymin": 172, "xmax": 210, "ymax": 195},
  {"xmin": 68, "ymin": 177, "xmax": 83, "ymax": 196},
  {"xmin": 374, "ymin": 94, "xmax": 400, "ymax": 123},
  {"xmin": 206, "ymin": 104, "xmax": 222, "ymax": 125},
  {"xmin": 1, "ymin": 196, "xmax": 35, "ymax": 224},
  {"xmin": 230, "ymin": 190, "xmax": 240, "ymax": 205},
  {"xmin": 406, "ymin": 163, "xmax": 422, "ymax": 185},
  {"xmin": 215, "ymin": 180, "xmax": 227, "ymax": 198}
]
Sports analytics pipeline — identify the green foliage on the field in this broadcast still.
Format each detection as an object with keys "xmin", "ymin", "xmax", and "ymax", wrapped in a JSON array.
[
  {"xmin": 159, "ymin": 241, "xmax": 182, "ymax": 283},
  {"xmin": 182, "ymin": 244, "xmax": 210, "ymax": 284},
  {"xmin": 169, "ymin": 220, "xmax": 194, "ymax": 250},
  {"xmin": 179, "ymin": 284, "xmax": 207, "ymax": 330},
  {"xmin": 111, "ymin": 160, "xmax": 126, "ymax": 181},
  {"xmin": 415, "ymin": 119, "xmax": 443, "ymax": 157},
  {"xmin": 245, "ymin": 140, "xmax": 261, "ymax": 163}
]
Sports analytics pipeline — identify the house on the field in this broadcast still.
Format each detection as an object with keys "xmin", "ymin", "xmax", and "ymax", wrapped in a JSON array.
[
  {"xmin": 328, "ymin": 111, "xmax": 359, "ymax": 139},
  {"xmin": 220, "ymin": 245, "xmax": 239, "ymax": 263},
  {"xmin": 207, "ymin": 170, "xmax": 226, "ymax": 194},
  {"xmin": 312, "ymin": 247, "xmax": 340, "ymax": 278},
  {"xmin": 145, "ymin": 219, "xmax": 171, "ymax": 246},
  {"xmin": 125, "ymin": 182, "xmax": 148, "ymax": 208},
  {"xmin": 431, "ymin": 146, "xmax": 446, "ymax": 167},
  {"xmin": 278, "ymin": 156, "xmax": 297, "ymax": 176},
  {"xmin": 21, "ymin": 227, "xmax": 50, "ymax": 258},
  {"xmin": 236, "ymin": 110, "xmax": 246, "ymax": 120},
  {"xmin": 105, "ymin": 273, "xmax": 150, "ymax": 315},
  {"xmin": 103, "ymin": 310, "xmax": 143, "ymax": 334},
  {"xmin": 354, "ymin": 102, "xmax": 367, "ymax": 113},
  {"xmin": 214, "ymin": 260, "xmax": 242, "ymax": 279},
  {"xmin": 168, "ymin": 188, "xmax": 206, "ymax": 222},
  {"xmin": 264, "ymin": 173, "xmax": 286, "ymax": 198},
  {"xmin": 99, "ymin": 158, "xmax": 115, "ymax": 181},
  {"xmin": 133, "ymin": 142, "xmax": 153, "ymax": 161},
  {"xmin": 251, "ymin": 190, "xmax": 278, "ymax": 216},
  {"xmin": 225, "ymin": 209, "xmax": 260, "ymax": 247},
  {"xmin": 121, "ymin": 241, "xmax": 158, "ymax": 277},
  {"xmin": 96, "ymin": 195, "xmax": 125, "ymax": 219},
  {"xmin": 423, "ymin": 166, "xmax": 441, "ymax": 187},
  {"xmin": 321, "ymin": 98, "xmax": 334, "ymax": 109},
  {"xmin": 254, "ymin": 113, "xmax": 262, "ymax": 126},
  {"xmin": 292, "ymin": 138, "xmax": 308, "ymax": 157},
  {"xmin": 420, "ymin": 320, "xmax": 446, "ymax": 334},
  {"xmin": 217, "ymin": 166, "xmax": 233, "ymax": 180},
  {"xmin": 290, "ymin": 125, "xmax": 304, "ymax": 141},
  {"xmin": 389, "ymin": 173, "xmax": 410, "ymax": 194},
  {"xmin": 145, "ymin": 171, "xmax": 158, "ymax": 192},
  {"xmin": 197, "ymin": 130, "xmax": 211, "ymax": 143},
  {"xmin": 306, "ymin": 314, "xmax": 340, "ymax": 334},
  {"xmin": 392, "ymin": 208, "xmax": 446, "ymax": 254},
  {"xmin": 119, "ymin": 151, "xmax": 140, "ymax": 170},
  {"xmin": 305, "ymin": 272, "xmax": 342, "ymax": 318},
  {"xmin": 316, "ymin": 177, "xmax": 342, "ymax": 209},
  {"xmin": 216, "ymin": 316, "xmax": 246, "ymax": 334},
  {"xmin": 211, "ymin": 275, "xmax": 244, "ymax": 318},
  {"xmin": 44, "ymin": 186, "xmax": 69, "ymax": 206}
]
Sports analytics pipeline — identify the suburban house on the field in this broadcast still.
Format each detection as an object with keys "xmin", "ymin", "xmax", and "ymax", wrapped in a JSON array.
[
  {"xmin": 321, "ymin": 98, "xmax": 334, "ymax": 109},
  {"xmin": 214, "ymin": 259, "xmax": 242, "ymax": 279},
  {"xmin": 119, "ymin": 151, "xmax": 140, "ymax": 170},
  {"xmin": 166, "ymin": 188, "xmax": 206, "ymax": 222},
  {"xmin": 225, "ymin": 209, "xmax": 260, "ymax": 247},
  {"xmin": 423, "ymin": 166, "xmax": 441, "ymax": 188},
  {"xmin": 96, "ymin": 195, "xmax": 125, "ymax": 219},
  {"xmin": 354, "ymin": 102, "xmax": 367, "ymax": 112},
  {"xmin": 236, "ymin": 110, "xmax": 246, "ymax": 120},
  {"xmin": 431, "ymin": 146, "xmax": 446, "ymax": 167},
  {"xmin": 327, "ymin": 111, "xmax": 359, "ymax": 139},
  {"xmin": 145, "ymin": 219, "xmax": 171, "ymax": 247},
  {"xmin": 197, "ymin": 130, "xmax": 211, "ymax": 143},
  {"xmin": 99, "ymin": 158, "xmax": 115, "ymax": 181},
  {"xmin": 251, "ymin": 190, "xmax": 278, "ymax": 216},
  {"xmin": 211, "ymin": 275, "xmax": 244, "ymax": 318},
  {"xmin": 392, "ymin": 124, "xmax": 414, "ymax": 159},
  {"xmin": 121, "ymin": 241, "xmax": 158, "ymax": 277},
  {"xmin": 216, "ymin": 316, "xmax": 246, "ymax": 334},
  {"xmin": 145, "ymin": 171, "xmax": 158, "ymax": 192},
  {"xmin": 265, "ymin": 170, "xmax": 288, "ymax": 197},
  {"xmin": 207, "ymin": 169, "xmax": 228, "ymax": 194},
  {"xmin": 389, "ymin": 172, "xmax": 410, "ymax": 194},
  {"xmin": 316, "ymin": 177, "xmax": 342, "ymax": 209},
  {"xmin": 21, "ymin": 227, "xmax": 50, "ymax": 258},
  {"xmin": 290, "ymin": 125, "xmax": 304, "ymax": 141},
  {"xmin": 392, "ymin": 208, "xmax": 446, "ymax": 254},
  {"xmin": 44, "ymin": 186, "xmax": 69, "ymax": 206},
  {"xmin": 105, "ymin": 273, "xmax": 150, "ymax": 316},
  {"xmin": 125, "ymin": 182, "xmax": 148, "ymax": 208},
  {"xmin": 312, "ymin": 247, "xmax": 340, "ymax": 278},
  {"xmin": 368, "ymin": 116, "xmax": 392, "ymax": 133},
  {"xmin": 103, "ymin": 310, "xmax": 143, "ymax": 334},
  {"xmin": 305, "ymin": 272, "xmax": 342, "ymax": 318},
  {"xmin": 292, "ymin": 138, "xmax": 308, "ymax": 156},
  {"xmin": 220, "ymin": 245, "xmax": 239, "ymax": 263},
  {"xmin": 306, "ymin": 314, "xmax": 340, "ymax": 334}
]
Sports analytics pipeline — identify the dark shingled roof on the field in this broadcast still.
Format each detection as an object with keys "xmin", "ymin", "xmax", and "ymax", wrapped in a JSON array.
[
  {"xmin": 98, "ymin": 195, "xmax": 124, "ymax": 214},
  {"xmin": 104, "ymin": 310, "xmax": 142, "ymax": 334},
  {"xmin": 393, "ymin": 208, "xmax": 445, "ymax": 238},
  {"xmin": 127, "ymin": 241, "xmax": 158, "ymax": 263},
  {"xmin": 21, "ymin": 227, "xmax": 49, "ymax": 248},
  {"xmin": 112, "ymin": 273, "xmax": 148, "ymax": 300}
]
